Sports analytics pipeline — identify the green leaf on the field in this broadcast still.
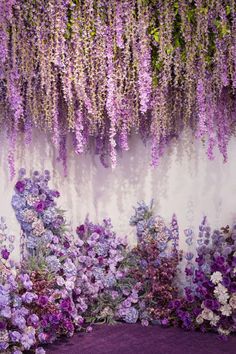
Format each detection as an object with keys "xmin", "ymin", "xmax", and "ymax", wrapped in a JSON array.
[
  {"xmin": 226, "ymin": 5, "xmax": 231, "ymax": 16},
  {"xmin": 153, "ymin": 31, "xmax": 160, "ymax": 43}
]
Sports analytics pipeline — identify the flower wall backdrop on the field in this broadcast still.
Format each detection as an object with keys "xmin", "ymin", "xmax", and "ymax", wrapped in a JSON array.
[
  {"xmin": 0, "ymin": 0, "xmax": 236, "ymax": 177},
  {"xmin": 1, "ymin": 169, "xmax": 236, "ymax": 353}
]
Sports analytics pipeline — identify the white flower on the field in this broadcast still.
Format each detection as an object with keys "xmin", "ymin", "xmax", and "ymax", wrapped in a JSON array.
[
  {"xmin": 201, "ymin": 308, "xmax": 214, "ymax": 321},
  {"xmin": 56, "ymin": 276, "xmax": 65, "ymax": 287},
  {"xmin": 229, "ymin": 294, "xmax": 236, "ymax": 309},
  {"xmin": 220, "ymin": 304, "xmax": 232, "ymax": 317},
  {"xmin": 210, "ymin": 315, "xmax": 220, "ymax": 326},
  {"xmin": 214, "ymin": 284, "xmax": 229, "ymax": 304},
  {"xmin": 26, "ymin": 195, "xmax": 40, "ymax": 206},
  {"xmin": 196, "ymin": 315, "xmax": 204, "ymax": 324},
  {"xmin": 210, "ymin": 271, "xmax": 223, "ymax": 285},
  {"xmin": 214, "ymin": 283, "xmax": 227, "ymax": 295},
  {"xmin": 32, "ymin": 220, "xmax": 45, "ymax": 236},
  {"xmin": 23, "ymin": 209, "xmax": 37, "ymax": 223},
  {"xmin": 65, "ymin": 280, "xmax": 75, "ymax": 291},
  {"xmin": 218, "ymin": 327, "xmax": 231, "ymax": 336},
  {"xmin": 218, "ymin": 293, "xmax": 230, "ymax": 305}
]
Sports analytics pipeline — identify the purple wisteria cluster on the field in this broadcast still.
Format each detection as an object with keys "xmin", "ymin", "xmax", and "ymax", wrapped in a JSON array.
[{"xmin": 0, "ymin": 1, "xmax": 236, "ymax": 176}]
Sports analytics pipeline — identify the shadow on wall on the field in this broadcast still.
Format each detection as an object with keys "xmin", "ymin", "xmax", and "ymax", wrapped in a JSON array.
[{"xmin": 1, "ymin": 129, "xmax": 236, "ymax": 259}]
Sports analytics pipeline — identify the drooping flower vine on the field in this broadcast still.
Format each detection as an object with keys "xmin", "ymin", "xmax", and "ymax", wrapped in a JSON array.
[{"xmin": 0, "ymin": 0, "xmax": 236, "ymax": 176}]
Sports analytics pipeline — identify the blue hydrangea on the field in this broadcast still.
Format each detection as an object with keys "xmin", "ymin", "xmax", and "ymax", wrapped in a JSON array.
[
  {"xmin": 11, "ymin": 195, "xmax": 26, "ymax": 211},
  {"xmin": 123, "ymin": 307, "xmax": 139, "ymax": 324},
  {"xmin": 46, "ymin": 255, "xmax": 61, "ymax": 273}
]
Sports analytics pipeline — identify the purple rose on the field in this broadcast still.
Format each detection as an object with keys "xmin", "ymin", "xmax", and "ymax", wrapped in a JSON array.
[
  {"xmin": 38, "ymin": 295, "xmax": 49, "ymax": 307},
  {"xmin": 185, "ymin": 267, "xmax": 194, "ymax": 276},
  {"xmin": 230, "ymin": 282, "xmax": 236, "ymax": 293},
  {"xmin": 63, "ymin": 319, "xmax": 74, "ymax": 332},
  {"xmin": 60, "ymin": 298, "xmax": 72, "ymax": 312},
  {"xmin": 51, "ymin": 190, "xmax": 60, "ymax": 198},
  {"xmin": 76, "ymin": 224, "xmax": 85, "ymax": 235},
  {"xmin": 195, "ymin": 270, "xmax": 205, "ymax": 282},
  {"xmin": 34, "ymin": 201, "xmax": 46, "ymax": 213},
  {"xmin": 203, "ymin": 299, "xmax": 218, "ymax": 310},
  {"xmin": 215, "ymin": 256, "xmax": 225, "ymax": 266},
  {"xmin": 222, "ymin": 276, "xmax": 231, "ymax": 288},
  {"xmin": 161, "ymin": 318, "xmax": 169, "ymax": 326},
  {"xmin": 169, "ymin": 299, "xmax": 181, "ymax": 309},
  {"xmin": 15, "ymin": 180, "xmax": 25, "ymax": 193},
  {"xmin": 0, "ymin": 321, "xmax": 6, "ymax": 330},
  {"xmin": 1, "ymin": 249, "xmax": 10, "ymax": 260},
  {"xmin": 63, "ymin": 241, "xmax": 70, "ymax": 249},
  {"xmin": 49, "ymin": 313, "xmax": 61, "ymax": 325}
]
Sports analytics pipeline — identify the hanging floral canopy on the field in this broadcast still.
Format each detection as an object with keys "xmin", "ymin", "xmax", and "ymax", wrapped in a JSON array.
[{"xmin": 0, "ymin": 0, "xmax": 236, "ymax": 176}]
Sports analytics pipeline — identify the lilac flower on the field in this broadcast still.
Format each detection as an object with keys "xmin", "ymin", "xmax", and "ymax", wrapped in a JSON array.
[{"xmin": 1, "ymin": 248, "xmax": 10, "ymax": 260}]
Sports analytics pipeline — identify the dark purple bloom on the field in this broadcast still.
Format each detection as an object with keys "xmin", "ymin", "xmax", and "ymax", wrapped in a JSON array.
[
  {"xmin": 1, "ymin": 249, "xmax": 10, "ymax": 260},
  {"xmin": 222, "ymin": 276, "xmax": 231, "ymax": 288},
  {"xmin": 76, "ymin": 224, "xmax": 85, "ymax": 235},
  {"xmin": 60, "ymin": 298, "xmax": 72, "ymax": 312},
  {"xmin": 215, "ymin": 256, "xmax": 225, "ymax": 266},
  {"xmin": 15, "ymin": 180, "xmax": 25, "ymax": 193},
  {"xmin": 0, "ymin": 321, "xmax": 6, "ymax": 330},
  {"xmin": 38, "ymin": 295, "xmax": 49, "ymax": 307},
  {"xmin": 51, "ymin": 190, "xmax": 60, "ymax": 198},
  {"xmin": 230, "ymin": 282, "xmax": 236, "ymax": 293},
  {"xmin": 195, "ymin": 270, "xmax": 205, "ymax": 282},
  {"xmin": 185, "ymin": 267, "xmax": 194, "ymax": 276},
  {"xmin": 232, "ymin": 257, "xmax": 236, "ymax": 267},
  {"xmin": 34, "ymin": 200, "xmax": 46, "ymax": 213},
  {"xmin": 203, "ymin": 299, "xmax": 219, "ymax": 310},
  {"xmin": 63, "ymin": 241, "xmax": 70, "ymax": 249},
  {"xmin": 49, "ymin": 313, "xmax": 61, "ymax": 325},
  {"xmin": 169, "ymin": 299, "xmax": 181, "ymax": 309}
]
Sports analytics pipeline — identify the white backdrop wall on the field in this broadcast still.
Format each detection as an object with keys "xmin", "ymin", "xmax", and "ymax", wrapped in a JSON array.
[{"xmin": 1, "ymin": 130, "xmax": 236, "ymax": 260}]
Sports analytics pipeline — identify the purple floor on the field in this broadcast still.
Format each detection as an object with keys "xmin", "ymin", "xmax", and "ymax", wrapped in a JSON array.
[{"xmin": 45, "ymin": 323, "xmax": 236, "ymax": 354}]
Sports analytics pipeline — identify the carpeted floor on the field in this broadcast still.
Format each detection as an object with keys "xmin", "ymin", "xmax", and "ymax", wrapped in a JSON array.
[{"xmin": 44, "ymin": 323, "xmax": 236, "ymax": 354}]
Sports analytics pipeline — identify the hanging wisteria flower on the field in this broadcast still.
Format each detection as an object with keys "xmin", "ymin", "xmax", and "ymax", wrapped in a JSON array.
[{"xmin": 0, "ymin": 1, "xmax": 235, "ymax": 173}]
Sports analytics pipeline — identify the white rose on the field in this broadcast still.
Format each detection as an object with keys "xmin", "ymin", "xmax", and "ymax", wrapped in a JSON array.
[
  {"xmin": 196, "ymin": 315, "xmax": 204, "ymax": 324},
  {"xmin": 201, "ymin": 308, "xmax": 214, "ymax": 321},
  {"xmin": 56, "ymin": 276, "xmax": 65, "ymax": 287},
  {"xmin": 229, "ymin": 294, "xmax": 236, "ymax": 309},
  {"xmin": 210, "ymin": 315, "xmax": 220, "ymax": 326},
  {"xmin": 210, "ymin": 271, "xmax": 223, "ymax": 285},
  {"xmin": 220, "ymin": 304, "xmax": 232, "ymax": 317}
]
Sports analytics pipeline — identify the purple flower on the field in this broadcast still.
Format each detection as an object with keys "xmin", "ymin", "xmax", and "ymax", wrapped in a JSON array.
[
  {"xmin": 60, "ymin": 298, "xmax": 72, "ymax": 312},
  {"xmin": 10, "ymin": 330, "xmax": 21, "ymax": 342},
  {"xmin": 51, "ymin": 190, "xmax": 60, "ymax": 198},
  {"xmin": 222, "ymin": 276, "xmax": 231, "ymax": 288},
  {"xmin": 76, "ymin": 224, "xmax": 85, "ymax": 235},
  {"xmin": 38, "ymin": 295, "xmax": 49, "ymax": 307},
  {"xmin": 63, "ymin": 241, "xmax": 70, "ymax": 249},
  {"xmin": 15, "ymin": 180, "xmax": 25, "ymax": 193},
  {"xmin": 0, "ymin": 321, "xmax": 6, "ymax": 330},
  {"xmin": 203, "ymin": 299, "xmax": 219, "ymax": 311},
  {"xmin": 230, "ymin": 282, "xmax": 236, "ymax": 293},
  {"xmin": 1, "ymin": 249, "xmax": 10, "ymax": 260},
  {"xmin": 161, "ymin": 318, "xmax": 169, "ymax": 326},
  {"xmin": 34, "ymin": 200, "xmax": 46, "ymax": 213}
]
